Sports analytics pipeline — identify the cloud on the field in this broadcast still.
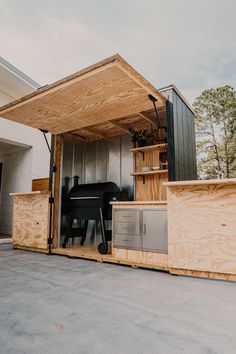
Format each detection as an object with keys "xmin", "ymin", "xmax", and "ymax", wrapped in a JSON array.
[
  {"xmin": 0, "ymin": 0, "xmax": 235, "ymax": 103},
  {"xmin": 0, "ymin": 13, "xmax": 115, "ymax": 84}
]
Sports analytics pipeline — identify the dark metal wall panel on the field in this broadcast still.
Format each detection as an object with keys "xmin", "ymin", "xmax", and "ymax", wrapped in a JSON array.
[
  {"xmin": 96, "ymin": 140, "xmax": 107, "ymax": 182},
  {"xmin": 60, "ymin": 135, "xmax": 134, "ymax": 245},
  {"xmin": 61, "ymin": 139, "xmax": 73, "ymax": 193},
  {"xmin": 73, "ymin": 142, "xmax": 85, "ymax": 183},
  {"xmin": 121, "ymin": 134, "xmax": 134, "ymax": 200},
  {"xmin": 84, "ymin": 142, "xmax": 96, "ymax": 183},
  {"xmin": 107, "ymin": 136, "xmax": 121, "ymax": 187},
  {"xmin": 161, "ymin": 87, "xmax": 197, "ymax": 181},
  {"xmin": 166, "ymin": 99, "xmax": 176, "ymax": 181},
  {"xmin": 172, "ymin": 90, "xmax": 197, "ymax": 180}
]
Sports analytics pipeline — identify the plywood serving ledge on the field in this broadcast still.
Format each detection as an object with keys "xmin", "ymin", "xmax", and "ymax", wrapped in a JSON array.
[{"xmin": 164, "ymin": 178, "xmax": 236, "ymax": 281}]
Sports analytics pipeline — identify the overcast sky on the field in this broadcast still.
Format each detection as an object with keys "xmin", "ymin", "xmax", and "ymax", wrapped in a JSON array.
[{"xmin": 0, "ymin": 0, "xmax": 235, "ymax": 103}]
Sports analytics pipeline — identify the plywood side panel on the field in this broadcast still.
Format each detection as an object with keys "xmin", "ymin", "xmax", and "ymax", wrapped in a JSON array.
[
  {"xmin": 12, "ymin": 194, "xmax": 49, "ymax": 249},
  {"xmin": 112, "ymin": 248, "xmax": 168, "ymax": 268},
  {"xmin": 167, "ymin": 183, "xmax": 236, "ymax": 274},
  {"xmin": 169, "ymin": 268, "xmax": 236, "ymax": 282},
  {"xmin": 135, "ymin": 174, "xmax": 161, "ymax": 200},
  {"xmin": 134, "ymin": 148, "xmax": 168, "ymax": 201},
  {"xmin": 52, "ymin": 245, "xmax": 168, "ymax": 271}
]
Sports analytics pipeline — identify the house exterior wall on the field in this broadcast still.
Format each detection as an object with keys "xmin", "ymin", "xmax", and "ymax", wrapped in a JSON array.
[
  {"xmin": 0, "ymin": 57, "xmax": 50, "ymax": 235},
  {"xmin": 0, "ymin": 149, "xmax": 32, "ymax": 234},
  {"xmin": 0, "ymin": 118, "xmax": 51, "ymax": 180}
]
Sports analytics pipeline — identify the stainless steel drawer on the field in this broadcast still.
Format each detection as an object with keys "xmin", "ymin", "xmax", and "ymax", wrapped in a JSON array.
[
  {"xmin": 113, "ymin": 234, "xmax": 142, "ymax": 249},
  {"xmin": 114, "ymin": 209, "xmax": 141, "ymax": 223},
  {"xmin": 114, "ymin": 222, "xmax": 141, "ymax": 236}
]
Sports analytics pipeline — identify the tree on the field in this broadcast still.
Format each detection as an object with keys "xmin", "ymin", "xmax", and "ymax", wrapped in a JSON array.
[{"xmin": 193, "ymin": 85, "xmax": 236, "ymax": 179}]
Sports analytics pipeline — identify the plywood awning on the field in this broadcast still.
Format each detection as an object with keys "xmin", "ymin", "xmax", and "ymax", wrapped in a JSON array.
[{"xmin": 0, "ymin": 54, "xmax": 166, "ymax": 135}]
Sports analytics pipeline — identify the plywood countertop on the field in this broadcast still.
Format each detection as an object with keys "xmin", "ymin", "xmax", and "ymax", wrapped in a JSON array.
[
  {"xmin": 10, "ymin": 191, "xmax": 50, "ymax": 196},
  {"xmin": 164, "ymin": 178, "xmax": 236, "ymax": 187}
]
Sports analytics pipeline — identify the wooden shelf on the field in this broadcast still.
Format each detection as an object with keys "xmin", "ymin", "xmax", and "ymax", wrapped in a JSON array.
[
  {"xmin": 130, "ymin": 169, "xmax": 168, "ymax": 176},
  {"xmin": 129, "ymin": 143, "xmax": 166, "ymax": 153}
]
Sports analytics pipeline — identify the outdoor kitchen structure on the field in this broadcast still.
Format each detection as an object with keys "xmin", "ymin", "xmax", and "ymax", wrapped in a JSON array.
[{"xmin": 1, "ymin": 54, "xmax": 236, "ymax": 282}]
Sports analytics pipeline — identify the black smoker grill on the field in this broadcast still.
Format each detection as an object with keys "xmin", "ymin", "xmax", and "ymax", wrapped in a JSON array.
[{"xmin": 62, "ymin": 176, "xmax": 128, "ymax": 254}]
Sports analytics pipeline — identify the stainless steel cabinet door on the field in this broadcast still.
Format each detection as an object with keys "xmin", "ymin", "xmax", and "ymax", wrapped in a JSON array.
[{"xmin": 142, "ymin": 210, "xmax": 168, "ymax": 253}]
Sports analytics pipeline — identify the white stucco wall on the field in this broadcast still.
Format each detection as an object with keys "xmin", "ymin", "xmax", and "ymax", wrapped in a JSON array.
[
  {"xmin": 0, "ymin": 118, "xmax": 50, "ymax": 180},
  {"xmin": 0, "ymin": 149, "xmax": 32, "ymax": 234},
  {"xmin": 0, "ymin": 58, "xmax": 51, "ymax": 234}
]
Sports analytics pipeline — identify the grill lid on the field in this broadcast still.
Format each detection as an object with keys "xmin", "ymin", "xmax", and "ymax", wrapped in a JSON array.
[{"xmin": 70, "ymin": 182, "xmax": 120, "ymax": 198}]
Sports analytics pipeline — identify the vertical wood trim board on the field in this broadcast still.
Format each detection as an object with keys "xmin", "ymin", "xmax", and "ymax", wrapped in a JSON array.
[{"xmin": 52, "ymin": 135, "xmax": 62, "ymax": 248}]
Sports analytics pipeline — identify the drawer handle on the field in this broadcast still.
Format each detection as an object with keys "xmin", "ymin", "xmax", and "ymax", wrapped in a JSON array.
[{"xmin": 143, "ymin": 224, "xmax": 146, "ymax": 235}]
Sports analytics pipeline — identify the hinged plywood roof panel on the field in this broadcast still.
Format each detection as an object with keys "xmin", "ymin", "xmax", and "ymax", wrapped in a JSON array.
[{"xmin": 0, "ymin": 54, "xmax": 166, "ymax": 135}]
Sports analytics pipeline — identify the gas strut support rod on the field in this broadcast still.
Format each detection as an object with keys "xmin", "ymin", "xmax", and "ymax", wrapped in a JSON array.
[
  {"xmin": 148, "ymin": 95, "xmax": 167, "ymax": 146},
  {"xmin": 39, "ymin": 129, "xmax": 57, "ymax": 255},
  {"xmin": 40, "ymin": 129, "xmax": 57, "ymax": 173}
]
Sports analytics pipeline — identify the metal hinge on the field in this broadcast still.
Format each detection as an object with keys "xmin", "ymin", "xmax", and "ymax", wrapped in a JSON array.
[
  {"xmin": 49, "ymin": 197, "xmax": 54, "ymax": 204},
  {"xmin": 48, "ymin": 237, "xmax": 53, "ymax": 245}
]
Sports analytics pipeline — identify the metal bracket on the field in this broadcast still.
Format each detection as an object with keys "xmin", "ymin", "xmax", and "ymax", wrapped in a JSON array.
[
  {"xmin": 138, "ymin": 151, "xmax": 145, "ymax": 161},
  {"xmin": 39, "ymin": 129, "xmax": 57, "ymax": 173},
  {"xmin": 148, "ymin": 95, "xmax": 167, "ymax": 145},
  {"xmin": 49, "ymin": 197, "xmax": 54, "ymax": 204},
  {"xmin": 47, "ymin": 237, "xmax": 53, "ymax": 245}
]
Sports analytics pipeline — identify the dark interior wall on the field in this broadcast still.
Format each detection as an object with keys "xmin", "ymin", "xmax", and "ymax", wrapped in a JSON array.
[
  {"xmin": 59, "ymin": 135, "xmax": 134, "ymax": 246},
  {"xmin": 161, "ymin": 87, "xmax": 197, "ymax": 181}
]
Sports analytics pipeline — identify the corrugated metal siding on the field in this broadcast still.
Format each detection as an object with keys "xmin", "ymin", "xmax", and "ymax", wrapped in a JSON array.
[{"xmin": 60, "ymin": 135, "xmax": 134, "ymax": 245}]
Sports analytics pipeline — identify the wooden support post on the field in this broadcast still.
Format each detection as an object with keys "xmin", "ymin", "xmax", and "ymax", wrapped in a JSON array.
[{"xmin": 52, "ymin": 135, "xmax": 62, "ymax": 249}]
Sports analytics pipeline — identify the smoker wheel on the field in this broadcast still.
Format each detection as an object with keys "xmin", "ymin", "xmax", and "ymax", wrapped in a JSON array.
[{"xmin": 98, "ymin": 242, "xmax": 108, "ymax": 254}]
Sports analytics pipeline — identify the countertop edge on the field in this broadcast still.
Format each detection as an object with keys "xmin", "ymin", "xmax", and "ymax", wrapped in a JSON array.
[
  {"xmin": 164, "ymin": 178, "xmax": 236, "ymax": 187},
  {"xmin": 110, "ymin": 201, "xmax": 167, "ymax": 205},
  {"xmin": 10, "ymin": 191, "xmax": 50, "ymax": 196}
]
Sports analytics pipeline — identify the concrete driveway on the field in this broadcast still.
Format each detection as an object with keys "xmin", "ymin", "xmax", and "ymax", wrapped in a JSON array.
[{"xmin": 0, "ymin": 243, "xmax": 236, "ymax": 354}]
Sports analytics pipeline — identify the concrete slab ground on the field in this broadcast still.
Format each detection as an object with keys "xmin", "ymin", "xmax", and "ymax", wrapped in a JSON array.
[{"xmin": 0, "ymin": 244, "xmax": 236, "ymax": 354}]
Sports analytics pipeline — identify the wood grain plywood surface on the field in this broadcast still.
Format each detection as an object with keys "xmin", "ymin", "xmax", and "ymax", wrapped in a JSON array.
[
  {"xmin": 167, "ymin": 183, "xmax": 236, "ymax": 275},
  {"xmin": 134, "ymin": 148, "xmax": 168, "ymax": 201},
  {"xmin": 52, "ymin": 245, "xmax": 168, "ymax": 271},
  {"xmin": 12, "ymin": 193, "xmax": 49, "ymax": 250},
  {"xmin": 32, "ymin": 178, "xmax": 49, "ymax": 192},
  {"xmin": 113, "ymin": 248, "xmax": 168, "ymax": 269},
  {"xmin": 0, "ymin": 55, "xmax": 166, "ymax": 135}
]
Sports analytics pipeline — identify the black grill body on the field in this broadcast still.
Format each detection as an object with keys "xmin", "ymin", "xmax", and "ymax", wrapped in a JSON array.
[{"xmin": 62, "ymin": 181, "xmax": 128, "ymax": 253}]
